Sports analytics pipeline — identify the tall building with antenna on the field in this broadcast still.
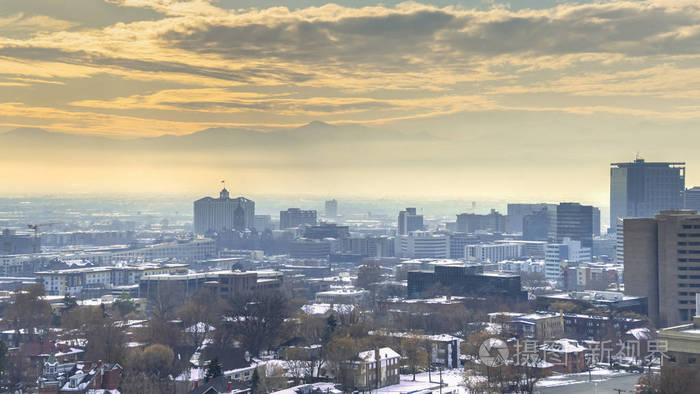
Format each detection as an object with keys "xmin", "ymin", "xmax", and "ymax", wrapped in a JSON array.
[
  {"xmin": 194, "ymin": 182, "xmax": 255, "ymax": 235},
  {"xmin": 610, "ymin": 158, "xmax": 685, "ymax": 232}
]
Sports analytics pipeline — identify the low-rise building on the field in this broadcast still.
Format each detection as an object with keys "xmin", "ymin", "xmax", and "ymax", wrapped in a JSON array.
[
  {"xmin": 658, "ymin": 297, "xmax": 700, "ymax": 379},
  {"xmin": 314, "ymin": 288, "xmax": 369, "ymax": 305},
  {"xmin": 536, "ymin": 290, "xmax": 648, "ymax": 316},
  {"xmin": 345, "ymin": 348, "xmax": 400, "ymax": 391},
  {"xmin": 139, "ymin": 269, "xmax": 282, "ymax": 302},
  {"xmin": 539, "ymin": 339, "xmax": 587, "ymax": 373},
  {"xmin": 36, "ymin": 263, "xmax": 188, "ymax": 296},
  {"xmin": 489, "ymin": 312, "xmax": 564, "ymax": 342}
]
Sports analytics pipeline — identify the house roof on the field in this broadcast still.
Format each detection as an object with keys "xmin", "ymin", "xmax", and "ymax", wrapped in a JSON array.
[
  {"xmin": 358, "ymin": 347, "xmax": 400, "ymax": 362},
  {"xmin": 189, "ymin": 376, "xmax": 249, "ymax": 394}
]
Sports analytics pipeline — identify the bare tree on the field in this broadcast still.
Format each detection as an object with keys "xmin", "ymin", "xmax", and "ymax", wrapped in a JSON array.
[{"xmin": 401, "ymin": 336, "xmax": 429, "ymax": 381}]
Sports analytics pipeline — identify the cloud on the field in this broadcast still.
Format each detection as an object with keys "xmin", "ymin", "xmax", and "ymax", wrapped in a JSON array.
[
  {"xmin": 0, "ymin": 0, "xmax": 699, "ymax": 136},
  {"xmin": 0, "ymin": 13, "xmax": 78, "ymax": 37}
]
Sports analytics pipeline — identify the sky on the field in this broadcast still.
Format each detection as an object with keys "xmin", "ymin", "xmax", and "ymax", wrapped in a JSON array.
[{"xmin": 1, "ymin": 0, "xmax": 699, "ymax": 205}]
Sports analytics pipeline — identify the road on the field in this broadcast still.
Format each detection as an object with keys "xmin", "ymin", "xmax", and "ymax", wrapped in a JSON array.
[{"xmin": 537, "ymin": 372, "xmax": 641, "ymax": 393}]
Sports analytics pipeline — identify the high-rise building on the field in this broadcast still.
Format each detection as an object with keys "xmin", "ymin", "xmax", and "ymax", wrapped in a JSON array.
[
  {"xmin": 615, "ymin": 218, "xmax": 625, "ymax": 264},
  {"xmin": 456, "ymin": 209, "xmax": 506, "ymax": 233},
  {"xmin": 194, "ymin": 188, "xmax": 255, "ymax": 235},
  {"xmin": 610, "ymin": 159, "xmax": 685, "ymax": 231},
  {"xmin": 398, "ymin": 208, "xmax": 423, "ymax": 235},
  {"xmin": 592, "ymin": 207, "xmax": 601, "ymax": 237},
  {"xmin": 624, "ymin": 210, "xmax": 700, "ymax": 327},
  {"xmin": 685, "ymin": 187, "xmax": 700, "ymax": 211},
  {"xmin": 523, "ymin": 209, "xmax": 551, "ymax": 241},
  {"xmin": 325, "ymin": 199, "xmax": 338, "ymax": 218},
  {"xmin": 556, "ymin": 202, "xmax": 595, "ymax": 248},
  {"xmin": 279, "ymin": 208, "xmax": 317, "ymax": 229},
  {"xmin": 544, "ymin": 238, "xmax": 591, "ymax": 283},
  {"xmin": 507, "ymin": 203, "xmax": 556, "ymax": 233}
]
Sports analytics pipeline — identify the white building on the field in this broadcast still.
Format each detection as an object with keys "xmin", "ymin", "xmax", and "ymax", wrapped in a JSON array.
[
  {"xmin": 498, "ymin": 259, "xmax": 545, "ymax": 274},
  {"xmin": 397, "ymin": 231, "xmax": 449, "ymax": 259},
  {"xmin": 465, "ymin": 243, "xmax": 522, "ymax": 263},
  {"xmin": 545, "ymin": 237, "xmax": 591, "ymax": 282},
  {"xmin": 314, "ymin": 288, "xmax": 369, "ymax": 304},
  {"xmin": 36, "ymin": 263, "xmax": 188, "ymax": 296},
  {"xmin": 110, "ymin": 238, "xmax": 215, "ymax": 263}
]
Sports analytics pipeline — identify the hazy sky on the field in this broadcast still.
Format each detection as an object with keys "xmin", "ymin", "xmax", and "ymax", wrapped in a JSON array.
[{"xmin": 1, "ymin": 0, "xmax": 699, "ymax": 204}]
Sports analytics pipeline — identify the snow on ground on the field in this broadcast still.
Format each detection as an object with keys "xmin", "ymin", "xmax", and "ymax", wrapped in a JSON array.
[
  {"xmin": 378, "ymin": 369, "xmax": 466, "ymax": 394},
  {"xmin": 536, "ymin": 367, "xmax": 636, "ymax": 389}
]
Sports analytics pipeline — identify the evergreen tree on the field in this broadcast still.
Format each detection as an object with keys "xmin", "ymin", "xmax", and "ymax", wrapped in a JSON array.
[
  {"xmin": 251, "ymin": 367, "xmax": 261, "ymax": 393},
  {"xmin": 323, "ymin": 314, "xmax": 338, "ymax": 343},
  {"xmin": 205, "ymin": 357, "xmax": 223, "ymax": 380}
]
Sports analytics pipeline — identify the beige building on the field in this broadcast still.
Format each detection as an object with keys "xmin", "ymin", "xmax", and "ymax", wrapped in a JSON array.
[
  {"xmin": 624, "ymin": 210, "xmax": 700, "ymax": 327},
  {"xmin": 658, "ymin": 295, "xmax": 700, "ymax": 377}
]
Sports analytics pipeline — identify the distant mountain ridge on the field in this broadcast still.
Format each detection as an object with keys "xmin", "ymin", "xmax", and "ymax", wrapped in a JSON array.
[{"xmin": 0, "ymin": 121, "xmax": 434, "ymax": 152}]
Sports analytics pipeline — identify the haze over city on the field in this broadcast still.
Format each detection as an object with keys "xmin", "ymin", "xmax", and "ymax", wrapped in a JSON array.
[{"xmin": 1, "ymin": 1, "xmax": 700, "ymax": 393}]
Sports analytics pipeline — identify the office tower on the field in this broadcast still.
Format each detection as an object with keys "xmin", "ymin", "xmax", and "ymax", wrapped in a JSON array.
[
  {"xmin": 325, "ymin": 199, "xmax": 338, "ymax": 218},
  {"xmin": 279, "ymin": 208, "xmax": 317, "ymax": 229},
  {"xmin": 610, "ymin": 158, "xmax": 685, "ymax": 231},
  {"xmin": 523, "ymin": 209, "xmax": 550, "ymax": 241},
  {"xmin": 456, "ymin": 209, "xmax": 506, "ymax": 233},
  {"xmin": 685, "ymin": 187, "xmax": 700, "ymax": 211},
  {"xmin": 544, "ymin": 237, "xmax": 591, "ymax": 282},
  {"xmin": 615, "ymin": 218, "xmax": 625, "ymax": 264},
  {"xmin": 507, "ymin": 203, "xmax": 556, "ymax": 233},
  {"xmin": 407, "ymin": 263, "xmax": 527, "ymax": 301},
  {"xmin": 624, "ymin": 210, "xmax": 700, "ymax": 327},
  {"xmin": 556, "ymin": 202, "xmax": 595, "ymax": 248},
  {"xmin": 592, "ymin": 207, "xmax": 601, "ymax": 237},
  {"xmin": 398, "ymin": 208, "xmax": 423, "ymax": 235},
  {"xmin": 194, "ymin": 188, "xmax": 255, "ymax": 235}
]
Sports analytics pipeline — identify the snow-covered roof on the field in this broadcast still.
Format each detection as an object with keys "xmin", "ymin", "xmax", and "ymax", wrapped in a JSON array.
[
  {"xmin": 540, "ymin": 339, "xmax": 586, "ymax": 353},
  {"xmin": 626, "ymin": 327, "xmax": 653, "ymax": 340},
  {"xmin": 358, "ymin": 347, "xmax": 400, "ymax": 362}
]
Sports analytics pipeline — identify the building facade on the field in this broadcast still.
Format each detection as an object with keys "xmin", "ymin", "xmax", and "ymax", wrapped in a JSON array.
[
  {"xmin": 397, "ymin": 232, "xmax": 449, "ymax": 259},
  {"xmin": 556, "ymin": 202, "xmax": 596, "ymax": 248},
  {"xmin": 507, "ymin": 203, "xmax": 556, "ymax": 234},
  {"xmin": 398, "ymin": 208, "xmax": 423, "ymax": 236},
  {"xmin": 544, "ymin": 238, "xmax": 591, "ymax": 282},
  {"xmin": 194, "ymin": 188, "xmax": 255, "ymax": 234},
  {"xmin": 624, "ymin": 210, "xmax": 700, "ymax": 327},
  {"xmin": 610, "ymin": 159, "xmax": 685, "ymax": 231},
  {"xmin": 456, "ymin": 209, "xmax": 506, "ymax": 233},
  {"xmin": 465, "ymin": 243, "xmax": 522, "ymax": 263},
  {"xmin": 325, "ymin": 199, "xmax": 338, "ymax": 218},
  {"xmin": 280, "ymin": 208, "xmax": 317, "ymax": 229}
]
